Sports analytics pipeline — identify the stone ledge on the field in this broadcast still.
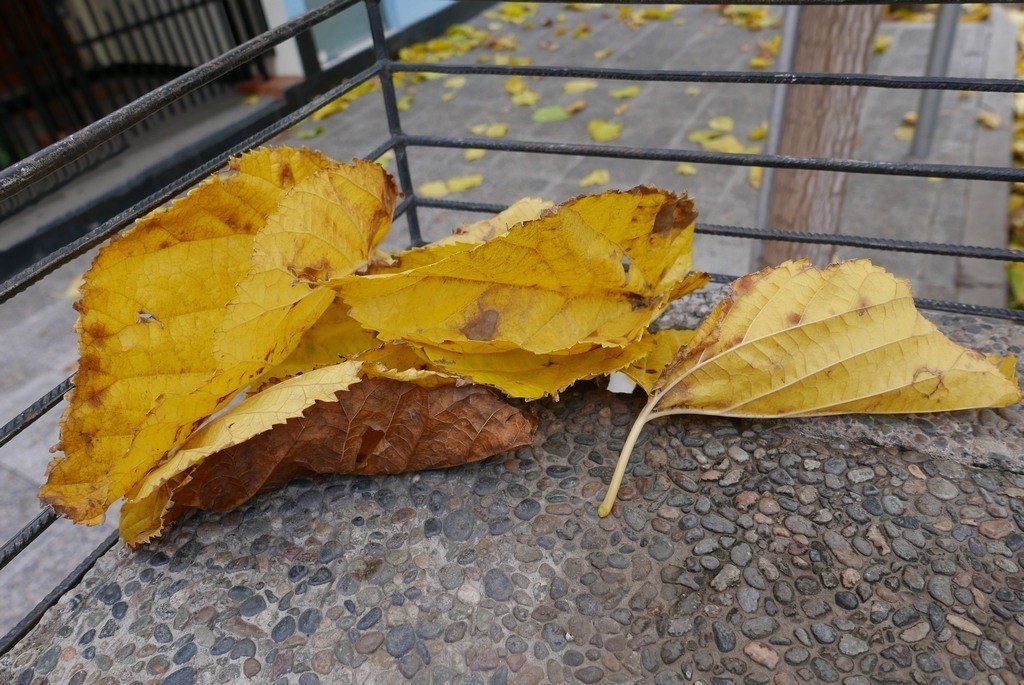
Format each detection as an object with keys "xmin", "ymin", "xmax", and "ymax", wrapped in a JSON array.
[{"xmin": 1, "ymin": 302, "xmax": 1022, "ymax": 685}]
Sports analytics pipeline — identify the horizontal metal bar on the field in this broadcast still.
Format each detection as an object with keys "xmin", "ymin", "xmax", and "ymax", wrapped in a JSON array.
[
  {"xmin": 0, "ymin": 0, "xmax": 364, "ymax": 202},
  {"xmin": 0, "ymin": 378, "xmax": 72, "ymax": 450},
  {"xmin": 703, "ymin": 273, "xmax": 1024, "ymax": 322},
  {"xmin": 0, "ymin": 63, "xmax": 384, "ymax": 307},
  {"xmin": 414, "ymin": 198, "xmax": 1024, "ymax": 263},
  {"xmin": 394, "ymin": 62, "xmax": 1024, "ymax": 94},
  {"xmin": 0, "ymin": 530, "xmax": 119, "ymax": 659},
  {"xmin": 697, "ymin": 223, "xmax": 1024, "ymax": 262},
  {"xmin": 404, "ymin": 134, "xmax": 1024, "ymax": 182},
  {"xmin": 393, "ymin": 195, "xmax": 414, "ymax": 221},
  {"xmin": 0, "ymin": 509, "xmax": 58, "ymax": 574},
  {"xmin": 363, "ymin": 138, "xmax": 401, "ymax": 171}
]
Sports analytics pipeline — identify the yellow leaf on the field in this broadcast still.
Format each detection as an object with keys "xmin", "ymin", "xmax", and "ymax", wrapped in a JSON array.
[
  {"xmin": 873, "ymin": 34, "xmax": 894, "ymax": 54},
  {"xmin": 566, "ymin": 99, "xmax": 587, "ymax": 115},
  {"xmin": 656, "ymin": 260, "xmax": 1021, "ymax": 416},
  {"xmin": 464, "ymin": 148, "xmax": 487, "ymax": 161},
  {"xmin": 420, "ymin": 338, "xmax": 654, "ymax": 400},
  {"xmin": 397, "ymin": 95, "xmax": 413, "ymax": 111},
  {"xmin": 701, "ymin": 134, "xmax": 746, "ymax": 154},
  {"xmin": 120, "ymin": 361, "xmax": 366, "ymax": 546},
  {"xmin": 676, "ymin": 163, "xmax": 699, "ymax": 176},
  {"xmin": 353, "ymin": 343, "xmax": 453, "ymax": 387},
  {"xmin": 685, "ymin": 86, "xmax": 702, "ymax": 96},
  {"xmin": 446, "ymin": 174, "xmax": 484, "ymax": 193},
  {"xmin": 749, "ymin": 121, "xmax": 768, "ymax": 141},
  {"xmin": 442, "ymin": 92, "xmax": 456, "ymax": 102},
  {"xmin": 749, "ymin": 166, "xmax": 763, "ymax": 189},
  {"xmin": 572, "ymin": 22, "xmax": 591, "ymax": 39},
  {"xmin": 579, "ymin": 169, "xmax": 610, "ymax": 187},
  {"xmin": 253, "ymin": 295, "xmax": 382, "ymax": 385},
  {"xmin": 688, "ymin": 129, "xmax": 720, "ymax": 144},
  {"xmin": 369, "ymin": 198, "xmax": 553, "ymax": 275},
  {"xmin": 609, "ymin": 85, "xmax": 640, "ymax": 99},
  {"xmin": 623, "ymin": 329, "xmax": 695, "ymax": 393},
  {"xmin": 443, "ymin": 76, "xmax": 467, "ymax": 89},
  {"xmin": 759, "ymin": 34, "xmax": 781, "ymax": 56},
  {"xmin": 495, "ymin": 55, "xmax": 533, "ymax": 67},
  {"xmin": 708, "ymin": 116, "xmax": 734, "ymax": 132},
  {"xmin": 42, "ymin": 147, "xmax": 340, "ymax": 523},
  {"xmin": 614, "ymin": 103, "xmax": 629, "ymax": 116},
  {"xmin": 488, "ymin": 34, "xmax": 519, "ymax": 51},
  {"xmin": 505, "ymin": 75, "xmax": 527, "ymax": 94},
  {"xmin": 894, "ymin": 125, "xmax": 915, "ymax": 141},
  {"xmin": 977, "ymin": 111, "xmax": 1003, "ymax": 129},
  {"xmin": 311, "ymin": 79, "xmax": 380, "ymax": 121},
  {"xmin": 533, "ymin": 105, "xmax": 571, "ymax": 122},
  {"xmin": 511, "ymin": 89, "xmax": 540, "ymax": 106},
  {"xmin": 418, "ymin": 181, "xmax": 449, "ymax": 198},
  {"xmin": 598, "ymin": 259, "xmax": 1021, "ymax": 516},
  {"xmin": 748, "ymin": 56, "xmax": 773, "ymax": 69},
  {"xmin": 960, "ymin": 3, "xmax": 990, "ymax": 22},
  {"xmin": 721, "ymin": 4, "xmax": 781, "ymax": 30},
  {"xmin": 641, "ymin": 8, "xmax": 676, "ymax": 21},
  {"xmin": 242, "ymin": 95, "xmax": 260, "ymax": 106},
  {"xmin": 594, "ymin": 48, "xmax": 614, "ymax": 59},
  {"xmin": 588, "ymin": 119, "xmax": 623, "ymax": 142},
  {"xmin": 1010, "ymin": 262, "xmax": 1024, "ymax": 307},
  {"xmin": 336, "ymin": 188, "xmax": 707, "ymax": 356},
  {"xmin": 564, "ymin": 79, "xmax": 599, "ymax": 94},
  {"xmin": 157, "ymin": 160, "xmax": 396, "ymax": 488},
  {"xmin": 470, "ymin": 122, "xmax": 509, "ymax": 138},
  {"xmin": 335, "ymin": 189, "xmax": 704, "ymax": 356}
]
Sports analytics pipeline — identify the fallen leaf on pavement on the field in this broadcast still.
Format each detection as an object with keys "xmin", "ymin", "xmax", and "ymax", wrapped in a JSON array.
[
  {"xmin": 470, "ymin": 122, "xmax": 509, "ymax": 138},
  {"xmin": 598, "ymin": 259, "xmax": 1022, "ymax": 516},
  {"xmin": 534, "ymin": 105, "xmax": 571, "ymax": 122},
  {"xmin": 709, "ymin": 116, "xmax": 734, "ymax": 132},
  {"xmin": 610, "ymin": 85, "xmax": 640, "ymax": 99},
  {"xmin": 977, "ymin": 111, "xmax": 1003, "ymax": 129},
  {"xmin": 579, "ymin": 169, "xmax": 610, "ymax": 187},
  {"xmin": 588, "ymin": 119, "xmax": 623, "ymax": 142},
  {"xmin": 564, "ymin": 79, "xmax": 599, "ymax": 93}
]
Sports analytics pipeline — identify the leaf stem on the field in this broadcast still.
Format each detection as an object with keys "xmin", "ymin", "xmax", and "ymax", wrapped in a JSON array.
[{"xmin": 597, "ymin": 396, "xmax": 659, "ymax": 517}]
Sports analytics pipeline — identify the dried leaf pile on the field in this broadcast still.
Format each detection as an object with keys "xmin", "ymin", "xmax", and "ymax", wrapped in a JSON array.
[{"xmin": 41, "ymin": 147, "xmax": 1022, "ymax": 547}]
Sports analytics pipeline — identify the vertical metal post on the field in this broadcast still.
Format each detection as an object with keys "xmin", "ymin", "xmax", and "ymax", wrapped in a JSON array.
[
  {"xmin": 365, "ymin": 0, "xmax": 422, "ymax": 246},
  {"xmin": 911, "ymin": 4, "xmax": 959, "ymax": 158},
  {"xmin": 755, "ymin": 5, "xmax": 801, "ymax": 230}
]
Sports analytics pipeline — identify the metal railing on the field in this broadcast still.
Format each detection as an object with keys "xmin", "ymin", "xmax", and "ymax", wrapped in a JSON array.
[
  {"xmin": 0, "ymin": 0, "xmax": 269, "ymax": 218},
  {"xmin": 1, "ymin": 0, "xmax": 1023, "ymax": 657}
]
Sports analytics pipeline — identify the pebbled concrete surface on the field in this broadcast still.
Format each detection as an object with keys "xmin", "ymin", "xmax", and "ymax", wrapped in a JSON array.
[{"xmin": 2, "ymin": 290, "xmax": 1024, "ymax": 684}]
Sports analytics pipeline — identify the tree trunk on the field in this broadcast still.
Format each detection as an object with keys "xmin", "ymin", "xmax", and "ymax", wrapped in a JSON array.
[{"xmin": 760, "ymin": 6, "xmax": 882, "ymax": 267}]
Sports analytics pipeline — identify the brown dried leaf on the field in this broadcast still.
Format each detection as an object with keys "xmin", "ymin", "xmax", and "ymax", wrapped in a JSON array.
[{"xmin": 123, "ymin": 373, "xmax": 535, "ymax": 546}]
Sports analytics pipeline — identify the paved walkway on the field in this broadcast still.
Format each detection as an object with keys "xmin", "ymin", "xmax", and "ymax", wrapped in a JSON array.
[
  {"xmin": 1, "ymin": 290, "xmax": 1023, "ymax": 684},
  {"xmin": 0, "ymin": 1, "xmax": 1019, "ymax": 671}
]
